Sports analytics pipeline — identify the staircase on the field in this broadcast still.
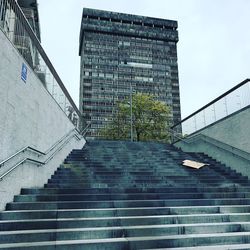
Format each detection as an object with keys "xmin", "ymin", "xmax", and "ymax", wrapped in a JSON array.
[{"xmin": 1, "ymin": 140, "xmax": 250, "ymax": 249}]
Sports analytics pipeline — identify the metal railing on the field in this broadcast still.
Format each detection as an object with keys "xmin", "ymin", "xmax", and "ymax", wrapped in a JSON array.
[
  {"xmin": 0, "ymin": 158, "xmax": 44, "ymax": 180},
  {"xmin": 0, "ymin": 0, "xmax": 80, "ymax": 127},
  {"xmin": 0, "ymin": 146, "xmax": 45, "ymax": 168},
  {"xmin": 0, "ymin": 129, "xmax": 83, "ymax": 180},
  {"xmin": 0, "ymin": 128, "xmax": 80, "ymax": 168},
  {"xmin": 80, "ymin": 122, "xmax": 91, "ymax": 137},
  {"xmin": 172, "ymin": 79, "xmax": 250, "ymax": 138},
  {"xmin": 172, "ymin": 131, "xmax": 250, "ymax": 164}
]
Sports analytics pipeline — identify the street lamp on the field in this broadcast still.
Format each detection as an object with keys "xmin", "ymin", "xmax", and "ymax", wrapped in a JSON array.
[
  {"xmin": 130, "ymin": 84, "xmax": 133, "ymax": 142},
  {"xmin": 128, "ymin": 83, "xmax": 136, "ymax": 142}
]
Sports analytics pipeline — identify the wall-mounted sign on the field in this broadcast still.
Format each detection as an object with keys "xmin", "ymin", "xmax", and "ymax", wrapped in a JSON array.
[{"xmin": 21, "ymin": 63, "xmax": 28, "ymax": 83}]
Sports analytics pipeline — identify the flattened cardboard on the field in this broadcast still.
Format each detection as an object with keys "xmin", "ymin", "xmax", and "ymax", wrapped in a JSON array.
[{"xmin": 182, "ymin": 159, "xmax": 209, "ymax": 169}]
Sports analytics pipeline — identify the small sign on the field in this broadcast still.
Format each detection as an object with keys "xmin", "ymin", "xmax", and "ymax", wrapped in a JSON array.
[{"xmin": 21, "ymin": 63, "xmax": 28, "ymax": 83}]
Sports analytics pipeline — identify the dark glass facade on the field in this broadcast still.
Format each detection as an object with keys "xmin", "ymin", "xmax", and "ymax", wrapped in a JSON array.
[{"xmin": 79, "ymin": 8, "xmax": 181, "ymax": 137}]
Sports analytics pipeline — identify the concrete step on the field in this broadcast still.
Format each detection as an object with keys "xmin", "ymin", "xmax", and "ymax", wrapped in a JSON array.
[
  {"xmin": 0, "ymin": 222, "xmax": 248, "ymax": 244},
  {"xmin": 1, "ymin": 232, "xmax": 250, "ymax": 249},
  {"xmin": 52, "ymin": 173, "xmax": 227, "ymax": 179},
  {"xmin": 48, "ymin": 174, "xmax": 239, "ymax": 181},
  {"xmin": 13, "ymin": 192, "xmax": 250, "ymax": 203},
  {"xmin": 48, "ymin": 177, "xmax": 248, "ymax": 185},
  {"xmin": 55, "ymin": 171, "xmax": 245, "ymax": 182},
  {"xmin": 47, "ymin": 179, "xmax": 217, "ymax": 185},
  {"xmin": 2, "ymin": 205, "xmax": 250, "ymax": 220},
  {"xmin": 44, "ymin": 183, "xmax": 248, "ymax": 189},
  {"xmin": 153, "ymin": 243, "xmax": 250, "ymax": 249},
  {"xmin": 58, "ymin": 167, "xmax": 246, "ymax": 181},
  {"xmin": 45, "ymin": 181, "xmax": 245, "ymax": 187},
  {"xmin": 0, "ymin": 213, "xmax": 250, "ymax": 231},
  {"xmin": 7, "ymin": 198, "xmax": 250, "ymax": 210},
  {"xmin": 21, "ymin": 187, "xmax": 250, "ymax": 195}
]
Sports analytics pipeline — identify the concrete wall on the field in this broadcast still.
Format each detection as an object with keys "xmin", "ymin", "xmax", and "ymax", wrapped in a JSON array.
[
  {"xmin": 0, "ymin": 29, "xmax": 85, "ymax": 210},
  {"xmin": 0, "ymin": 28, "xmax": 77, "ymax": 161},
  {"xmin": 0, "ymin": 137, "xmax": 84, "ymax": 210},
  {"xmin": 196, "ymin": 106, "xmax": 250, "ymax": 153},
  {"xmin": 175, "ymin": 106, "xmax": 250, "ymax": 178}
]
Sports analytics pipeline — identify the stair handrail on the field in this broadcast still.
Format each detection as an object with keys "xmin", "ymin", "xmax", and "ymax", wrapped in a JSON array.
[
  {"xmin": 0, "ymin": 159, "xmax": 44, "ymax": 180},
  {"xmin": 44, "ymin": 128, "xmax": 80, "ymax": 154},
  {"xmin": 0, "ymin": 128, "xmax": 80, "ymax": 168},
  {"xmin": 168, "ymin": 128, "xmax": 187, "ymax": 144},
  {"xmin": 0, "ymin": 129, "xmax": 83, "ymax": 180},
  {"xmin": 173, "ymin": 132, "xmax": 250, "ymax": 162},
  {"xmin": 44, "ymin": 132, "xmax": 81, "ymax": 164},
  {"xmin": 0, "ymin": 146, "xmax": 45, "ymax": 168},
  {"xmin": 80, "ymin": 122, "xmax": 91, "ymax": 136}
]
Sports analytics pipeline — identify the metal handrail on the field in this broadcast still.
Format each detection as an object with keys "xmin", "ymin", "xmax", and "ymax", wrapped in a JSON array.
[
  {"xmin": 0, "ymin": 129, "xmax": 80, "ymax": 168},
  {"xmin": 0, "ymin": 123, "xmax": 91, "ymax": 181},
  {"xmin": 168, "ymin": 128, "xmax": 186, "ymax": 144},
  {"xmin": 45, "ymin": 128, "xmax": 77, "ymax": 154},
  {"xmin": 172, "ymin": 78, "xmax": 250, "ymax": 129},
  {"xmin": 80, "ymin": 123, "xmax": 91, "ymax": 136},
  {"xmin": 0, "ymin": 131, "xmax": 83, "ymax": 181},
  {"xmin": 0, "ymin": 146, "xmax": 45, "ymax": 167},
  {"xmin": 44, "ymin": 133, "xmax": 79, "ymax": 164},
  {"xmin": 0, "ymin": 158, "xmax": 45, "ymax": 181},
  {"xmin": 44, "ymin": 124, "xmax": 91, "ymax": 164},
  {"xmin": 173, "ymin": 133, "xmax": 250, "ymax": 162},
  {"xmin": 0, "ymin": 159, "xmax": 26, "ymax": 180}
]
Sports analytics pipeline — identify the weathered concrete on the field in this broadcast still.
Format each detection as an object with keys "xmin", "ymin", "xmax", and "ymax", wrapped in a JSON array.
[
  {"xmin": 175, "ymin": 106, "xmax": 250, "ymax": 178},
  {"xmin": 0, "ymin": 29, "xmax": 85, "ymax": 210},
  {"xmin": 198, "ymin": 106, "xmax": 250, "ymax": 153}
]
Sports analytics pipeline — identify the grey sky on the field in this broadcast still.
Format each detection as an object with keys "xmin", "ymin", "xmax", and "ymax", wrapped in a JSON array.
[{"xmin": 38, "ymin": 0, "xmax": 250, "ymax": 119}]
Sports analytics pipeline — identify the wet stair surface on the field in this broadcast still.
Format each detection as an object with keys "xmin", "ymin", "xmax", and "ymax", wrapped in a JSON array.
[{"xmin": 1, "ymin": 140, "xmax": 250, "ymax": 249}]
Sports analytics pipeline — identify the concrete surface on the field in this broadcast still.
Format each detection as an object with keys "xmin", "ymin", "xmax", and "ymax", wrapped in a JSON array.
[{"xmin": 0, "ymin": 29, "xmax": 85, "ymax": 210}]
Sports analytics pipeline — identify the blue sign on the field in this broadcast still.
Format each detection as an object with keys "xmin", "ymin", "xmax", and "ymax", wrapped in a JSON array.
[{"xmin": 21, "ymin": 63, "xmax": 27, "ymax": 83}]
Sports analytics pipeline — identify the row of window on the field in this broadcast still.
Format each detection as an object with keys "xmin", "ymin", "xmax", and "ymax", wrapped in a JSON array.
[
  {"xmin": 83, "ymin": 56, "xmax": 178, "ymax": 66},
  {"xmin": 84, "ymin": 43, "xmax": 171, "ymax": 53},
  {"xmin": 83, "ymin": 51, "xmax": 172, "ymax": 62},
  {"xmin": 85, "ymin": 33, "xmax": 174, "ymax": 45},
  {"xmin": 84, "ymin": 45, "xmax": 172, "ymax": 57},
  {"xmin": 83, "ymin": 14, "xmax": 176, "ymax": 31},
  {"xmin": 83, "ymin": 64, "xmax": 172, "ymax": 71}
]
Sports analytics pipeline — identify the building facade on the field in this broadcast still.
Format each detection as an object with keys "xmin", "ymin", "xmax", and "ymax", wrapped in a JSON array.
[{"xmin": 79, "ymin": 8, "xmax": 181, "ymax": 137}]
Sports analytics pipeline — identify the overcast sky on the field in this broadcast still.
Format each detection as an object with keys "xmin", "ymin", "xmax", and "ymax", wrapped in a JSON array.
[{"xmin": 38, "ymin": 0, "xmax": 250, "ymax": 119}]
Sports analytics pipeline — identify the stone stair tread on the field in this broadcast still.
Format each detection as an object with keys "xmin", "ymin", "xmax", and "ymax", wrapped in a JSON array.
[
  {"xmin": 21, "ymin": 187, "xmax": 250, "ymax": 192},
  {"xmin": 146, "ymin": 243, "xmax": 250, "ymax": 249},
  {"xmin": 18, "ymin": 191, "xmax": 250, "ymax": 195},
  {"xmin": 1, "ymin": 212, "xmax": 250, "ymax": 223},
  {"xmin": 3, "ymin": 204, "xmax": 250, "ymax": 214},
  {"xmin": 1, "ymin": 140, "xmax": 250, "ymax": 248},
  {"xmin": 8, "ymin": 197, "xmax": 250, "ymax": 204},
  {"xmin": 1, "ymin": 232, "xmax": 250, "ymax": 249},
  {"xmin": 0, "ymin": 205, "xmax": 250, "ymax": 214},
  {"xmin": 0, "ymin": 221, "xmax": 250, "ymax": 233}
]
